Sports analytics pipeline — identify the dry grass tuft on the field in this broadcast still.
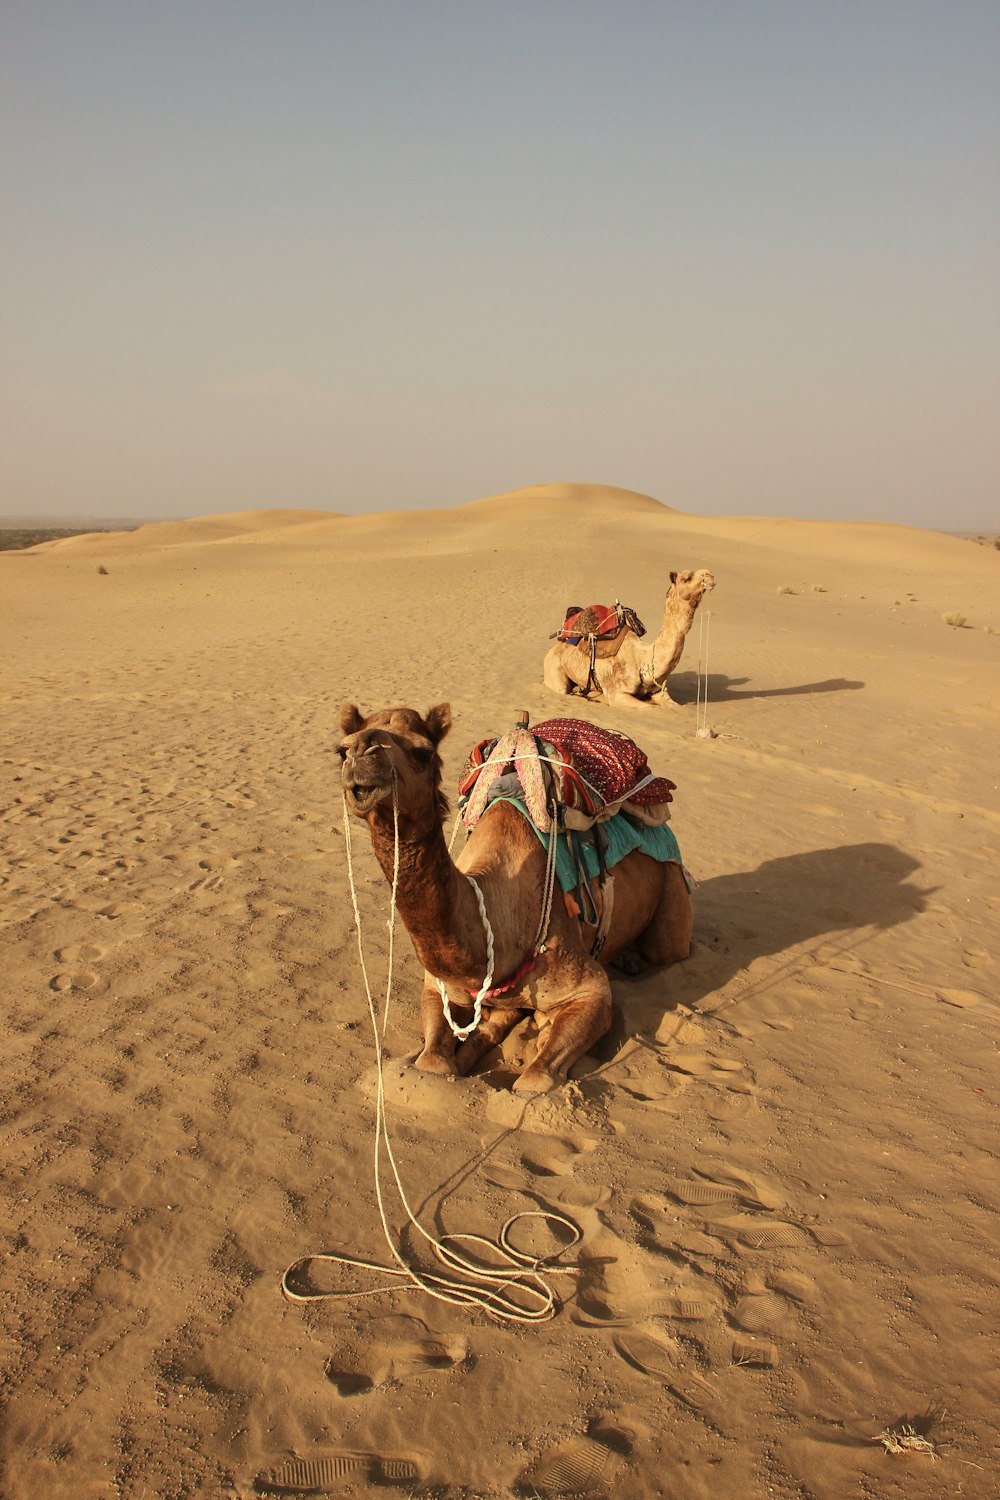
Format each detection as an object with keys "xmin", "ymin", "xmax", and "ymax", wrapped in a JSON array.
[
  {"xmin": 943, "ymin": 611, "xmax": 967, "ymax": 628},
  {"xmin": 777, "ymin": 584, "xmax": 797, "ymax": 595},
  {"xmin": 872, "ymin": 1404, "xmax": 945, "ymax": 1460}
]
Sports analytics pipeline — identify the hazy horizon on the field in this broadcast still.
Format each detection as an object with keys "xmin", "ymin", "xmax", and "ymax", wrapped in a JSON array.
[{"xmin": 2, "ymin": 3, "xmax": 998, "ymax": 531}]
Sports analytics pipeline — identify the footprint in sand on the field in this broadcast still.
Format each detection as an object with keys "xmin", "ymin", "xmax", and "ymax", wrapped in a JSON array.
[
  {"xmin": 544, "ymin": 1179, "xmax": 610, "ymax": 1210},
  {"xmin": 663, "ymin": 1050, "xmax": 746, "ymax": 1083},
  {"xmin": 616, "ymin": 1071, "xmax": 680, "ymax": 1110},
  {"xmin": 325, "ymin": 1331, "xmax": 468, "ymax": 1395},
  {"xmin": 767, "ymin": 1269, "xmax": 817, "ymax": 1304},
  {"xmin": 516, "ymin": 1431, "xmax": 625, "ymax": 1496},
  {"xmin": 731, "ymin": 1334, "xmax": 780, "ymax": 1368},
  {"xmin": 49, "ymin": 969, "xmax": 103, "ymax": 993},
  {"xmin": 674, "ymin": 1227, "xmax": 722, "ymax": 1257},
  {"xmin": 648, "ymin": 1293, "xmax": 715, "ymax": 1323},
  {"xmin": 667, "ymin": 1167, "xmax": 784, "ymax": 1213},
  {"xmin": 568, "ymin": 1293, "xmax": 629, "ymax": 1329},
  {"xmin": 959, "ymin": 943, "xmax": 992, "ymax": 968},
  {"xmin": 613, "ymin": 1325, "xmax": 679, "ymax": 1381},
  {"xmin": 736, "ymin": 1220, "xmax": 846, "ymax": 1251},
  {"xmin": 729, "ymin": 1291, "xmax": 793, "ymax": 1336},
  {"xmin": 520, "ymin": 1134, "xmax": 594, "ymax": 1177},
  {"xmin": 628, "ymin": 1195, "xmax": 680, "ymax": 1257},
  {"xmin": 96, "ymin": 900, "xmax": 143, "ymax": 921},
  {"xmin": 629, "ymin": 1195, "xmax": 724, "ymax": 1265},
  {"xmin": 482, "ymin": 1164, "xmax": 533, "ymax": 1195},
  {"xmin": 254, "ymin": 1451, "xmax": 424, "ymax": 1493},
  {"xmin": 736, "ymin": 1222, "xmax": 812, "ymax": 1251},
  {"xmin": 54, "ymin": 941, "xmax": 104, "ymax": 964}
]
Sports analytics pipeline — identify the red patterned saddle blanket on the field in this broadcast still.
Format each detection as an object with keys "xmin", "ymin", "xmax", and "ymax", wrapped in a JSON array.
[
  {"xmin": 551, "ymin": 600, "xmax": 646, "ymax": 655},
  {"xmin": 457, "ymin": 716, "xmax": 674, "ymax": 831}
]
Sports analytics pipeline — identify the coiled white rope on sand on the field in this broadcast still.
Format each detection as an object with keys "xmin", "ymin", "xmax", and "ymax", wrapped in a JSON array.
[{"xmin": 280, "ymin": 773, "xmax": 582, "ymax": 1323}]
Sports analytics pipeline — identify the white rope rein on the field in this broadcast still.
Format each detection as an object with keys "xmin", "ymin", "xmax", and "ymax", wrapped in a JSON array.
[
  {"xmin": 696, "ymin": 608, "xmax": 712, "ymax": 735},
  {"xmin": 438, "ymin": 794, "xmax": 559, "ymax": 1039},
  {"xmin": 280, "ymin": 772, "xmax": 581, "ymax": 1323},
  {"xmin": 438, "ymin": 875, "xmax": 494, "ymax": 1039}
]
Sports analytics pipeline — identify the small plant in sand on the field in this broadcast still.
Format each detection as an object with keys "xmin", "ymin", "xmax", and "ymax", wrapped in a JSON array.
[
  {"xmin": 96, "ymin": 564, "xmax": 109, "ymax": 575},
  {"xmin": 984, "ymin": 624, "xmax": 999, "ymax": 635},
  {"xmin": 776, "ymin": 584, "xmax": 796, "ymax": 595},
  {"xmin": 872, "ymin": 1402, "xmax": 945, "ymax": 1461},
  {"xmin": 942, "ymin": 611, "xmax": 967, "ymax": 628},
  {"xmin": 871, "ymin": 1418, "xmax": 940, "ymax": 1459},
  {"xmin": 811, "ymin": 583, "xmax": 826, "ymax": 593}
]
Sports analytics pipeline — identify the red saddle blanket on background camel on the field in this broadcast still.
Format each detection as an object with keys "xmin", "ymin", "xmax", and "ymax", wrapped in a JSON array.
[
  {"xmin": 552, "ymin": 601, "xmax": 646, "ymax": 646},
  {"xmin": 458, "ymin": 717, "xmax": 674, "ymax": 832}
]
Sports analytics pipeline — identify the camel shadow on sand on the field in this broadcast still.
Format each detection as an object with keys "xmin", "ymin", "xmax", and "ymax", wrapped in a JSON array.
[
  {"xmin": 669, "ymin": 670, "xmax": 865, "ymax": 704},
  {"xmin": 592, "ymin": 840, "xmax": 935, "ymax": 1064}
]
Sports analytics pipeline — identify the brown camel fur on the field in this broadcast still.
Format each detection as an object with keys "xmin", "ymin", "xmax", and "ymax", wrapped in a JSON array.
[
  {"xmin": 338, "ymin": 703, "xmax": 693, "ymax": 1094},
  {"xmin": 543, "ymin": 568, "xmax": 716, "ymax": 710}
]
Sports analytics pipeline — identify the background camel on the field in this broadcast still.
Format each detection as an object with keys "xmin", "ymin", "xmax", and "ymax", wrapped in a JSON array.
[
  {"xmin": 543, "ymin": 568, "xmax": 715, "ymax": 709},
  {"xmin": 339, "ymin": 702, "xmax": 692, "ymax": 1093}
]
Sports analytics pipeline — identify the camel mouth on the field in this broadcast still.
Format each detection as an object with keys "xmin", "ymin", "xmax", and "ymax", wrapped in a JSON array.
[{"xmin": 343, "ymin": 777, "xmax": 391, "ymax": 814}]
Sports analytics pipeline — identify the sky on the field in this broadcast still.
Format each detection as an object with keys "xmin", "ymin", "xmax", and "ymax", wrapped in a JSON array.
[{"xmin": 2, "ymin": 2, "xmax": 998, "ymax": 530}]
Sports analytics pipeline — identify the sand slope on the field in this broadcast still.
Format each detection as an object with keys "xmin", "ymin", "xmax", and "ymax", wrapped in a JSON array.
[{"xmin": 1, "ymin": 484, "xmax": 998, "ymax": 1498}]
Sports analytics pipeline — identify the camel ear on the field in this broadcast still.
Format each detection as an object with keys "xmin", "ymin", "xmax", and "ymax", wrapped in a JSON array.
[
  {"xmin": 669, "ymin": 571, "xmax": 677, "ymax": 584},
  {"xmin": 424, "ymin": 703, "xmax": 452, "ymax": 745},
  {"xmin": 340, "ymin": 701, "xmax": 364, "ymax": 735}
]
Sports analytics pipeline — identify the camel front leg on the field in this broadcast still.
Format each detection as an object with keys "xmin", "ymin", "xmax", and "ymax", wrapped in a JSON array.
[
  {"xmin": 455, "ymin": 1005, "xmax": 525, "ymax": 1076},
  {"xmin": 603, "ymin": 685, "xmax": 660, "ymax": 712},
  {"xmin": 543, "ymin": 648, "xmax": 581, "ymax": 697},
  {"xmin": 415, "ymin": 979, "xmax": 467, "ymax": 1076},
  {"xmin": 513, "ymin": 983, "xmax": 613, "ymax": 1095}
]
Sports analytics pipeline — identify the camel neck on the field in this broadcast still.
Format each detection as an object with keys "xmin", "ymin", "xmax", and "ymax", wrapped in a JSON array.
[
  {"xmin": 659, "ymin": 590, "xmax": 695, "ymax": 635},
  {"xmin": 367, "ymin": 810, "xmax": 487, "ymax": 981},
  {"xmin": 647, "ymin": 590, "xmax": 697, "ymax": 682}
]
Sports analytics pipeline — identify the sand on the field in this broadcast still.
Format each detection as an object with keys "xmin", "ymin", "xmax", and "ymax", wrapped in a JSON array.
[{"xmin": 1, "ymin": 482, "xmax": 998, "ymax": 1499}]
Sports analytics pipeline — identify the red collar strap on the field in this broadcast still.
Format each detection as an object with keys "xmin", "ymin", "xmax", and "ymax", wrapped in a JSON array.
[{"xmin": 464, "ymin": 951, "xmax": 538, "ymax": 1001}]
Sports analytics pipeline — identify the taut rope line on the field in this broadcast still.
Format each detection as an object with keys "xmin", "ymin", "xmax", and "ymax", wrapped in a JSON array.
[
  {"xmin": 280, "ymin": 772, "xmax": 581, "ymax": 1323},
  {"xmin": 696, "ymin": 608, "xmax": 712, "ymax": 735}
]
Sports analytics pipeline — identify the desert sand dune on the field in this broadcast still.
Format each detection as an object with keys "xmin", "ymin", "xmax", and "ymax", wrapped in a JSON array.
[{"xmin": 1, "ymin": 484, "xmax": 998, "ymax": 1498}]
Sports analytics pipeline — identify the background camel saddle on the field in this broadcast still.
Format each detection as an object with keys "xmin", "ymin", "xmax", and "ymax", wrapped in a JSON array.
[
  {"xmin": 551, "ymin": 600, "xmax": 646, "ymax": 658},
  {"xmin": 458, "ymin": 716, "xmax": 675, "ymax": 833}
]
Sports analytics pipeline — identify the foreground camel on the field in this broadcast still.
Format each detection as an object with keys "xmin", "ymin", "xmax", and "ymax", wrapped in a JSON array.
[
  {"xmin": 339, "ymin": 703, "xmax": 692, "ymax": 1093},
  {"xmin": 543, "ymin": 569, "xmax": 715, "ymax": 710}
]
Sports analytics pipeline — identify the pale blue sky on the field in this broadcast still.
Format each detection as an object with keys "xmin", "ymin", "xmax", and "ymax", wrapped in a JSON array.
[{"xmin": 2, "ymin": 1, "xmax": 998, "ymax": 528}]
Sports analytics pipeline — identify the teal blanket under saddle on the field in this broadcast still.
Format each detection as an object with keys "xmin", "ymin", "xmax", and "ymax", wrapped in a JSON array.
[{"xmin": 492, "ymin": 795, "xmax": 683, "ymax": 894}]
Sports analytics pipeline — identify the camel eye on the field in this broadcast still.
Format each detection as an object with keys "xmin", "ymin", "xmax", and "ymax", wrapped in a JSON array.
[{"xmin": 336, "ymin": 745, "xmax": 348, "ymax": 761}]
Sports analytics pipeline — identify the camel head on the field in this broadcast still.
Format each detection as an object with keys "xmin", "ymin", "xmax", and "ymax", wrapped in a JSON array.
[
  {"xmin": 338, "ymin": 702, "xmax": 452, "ymax": 827},
  {"xmin": 668, "ymin": 568, "xmax": 716, "ymax": 606}
]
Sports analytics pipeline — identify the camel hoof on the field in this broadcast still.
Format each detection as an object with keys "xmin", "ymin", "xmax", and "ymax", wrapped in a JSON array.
[
  {"xmin": 414, "ymin": 1049, "xmax": 460, "ymax": 1077},
  {"xmin": 512, "ymin": 1067, "xmax": 558, "ymax": 1096}
]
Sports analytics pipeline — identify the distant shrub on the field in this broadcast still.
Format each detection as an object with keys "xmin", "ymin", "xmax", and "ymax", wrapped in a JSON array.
[
  {"xmin": 985, "ymin": 624, "xmax": 999, "ymax": 635},
  {"xmin": 811, "ymin": 584, "xmax": 826, "ymax": 593},
  {"xmin": 943, "ymin": 612, "xmax": 967, "ymax": 628},
  {"xmin": 777, "ymin": 585, "xmax": 796, "ymax": 595},
  {"xmin": 96, "ymin": 564, "xmax": 109, "ymax": 575}
]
